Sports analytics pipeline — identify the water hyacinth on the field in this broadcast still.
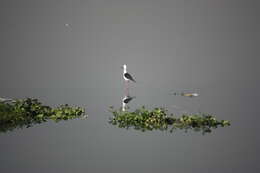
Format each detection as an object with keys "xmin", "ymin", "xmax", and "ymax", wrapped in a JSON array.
[
  {"xmin": 0, "ymin": 98, "xmax": 87, "ymax": 133},
  {"xmin": 109, "ymin": 106, "xmax": 230, "ymax": 134}
]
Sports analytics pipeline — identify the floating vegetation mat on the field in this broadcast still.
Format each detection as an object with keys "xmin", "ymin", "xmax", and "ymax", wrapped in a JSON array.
[
  {"xmin": 109, "ymin": 106, "xmax": 230, "ymax": 134},
  {"xmin": 0, "ymin": 98, "xmax": 86, "ymax": 133}
]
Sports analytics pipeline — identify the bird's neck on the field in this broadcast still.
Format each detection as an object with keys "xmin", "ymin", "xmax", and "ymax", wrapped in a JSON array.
[{"xmin": 123, "ymin": 68, "xmax": 127, "ymax": 73}]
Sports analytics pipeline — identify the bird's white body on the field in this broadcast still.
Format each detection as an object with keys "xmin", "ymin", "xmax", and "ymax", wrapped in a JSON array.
[
  {"xmin": 123, "ymin": 75, "xmax": 129, "ymax": 81},
  {"xmin": 123, "ymin": 95, "xmax": 128, "ymax": 102},
  {"xmin": 122, "ymin": 64, "xmax": 129, "ymax": 81}
]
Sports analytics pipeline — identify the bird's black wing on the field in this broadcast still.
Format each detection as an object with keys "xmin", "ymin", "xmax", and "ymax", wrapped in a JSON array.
[
  {"xmin": 124, "ymin": 73, "xmax": 136, "ymax": 82},
  {"xmin": 123, "ymin": 97, "xmax": 132, "ymax": 104},
  {"xmin": 123, "ymin": 96, "xmax": 136, "ymax": 104}
]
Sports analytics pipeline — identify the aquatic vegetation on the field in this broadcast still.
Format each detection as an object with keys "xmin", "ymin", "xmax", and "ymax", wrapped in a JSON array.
[
  {"xmin": 109, "ymin": 106, "xmax": 230, "ymax": 134},
  {"xmin": 0, "ymin": 98, "xmax": 86, "ymax": 133}
]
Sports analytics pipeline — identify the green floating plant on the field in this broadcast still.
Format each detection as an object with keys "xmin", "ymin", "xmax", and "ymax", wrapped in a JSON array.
[
  {"xmin": 109, "ymin": 106, "xmax": 230, "ymax": 134},
  {"xmin": 0, "ymin": 98, "xmax": 87, "ymax": 133}
]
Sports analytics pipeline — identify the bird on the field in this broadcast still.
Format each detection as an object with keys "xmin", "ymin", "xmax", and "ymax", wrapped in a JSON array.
[{"xmin": 122, "ymin": 64, "xmax": 136, "ymax": 83}]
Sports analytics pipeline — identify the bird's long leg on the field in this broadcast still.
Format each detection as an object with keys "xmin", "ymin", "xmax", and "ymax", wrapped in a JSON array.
[
  {"xmin": 126, "ymin": 80, "xmax": 129, "ymax": 96},
  {"xmin": 124, "ymin": 80, "xmax": 127, "ymax": 96}
]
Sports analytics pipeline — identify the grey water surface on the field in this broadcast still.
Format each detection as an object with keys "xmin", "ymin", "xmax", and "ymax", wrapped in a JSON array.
[{"xmin": 0, "ymin": 0, "xmax": 259, "ymax": 173}]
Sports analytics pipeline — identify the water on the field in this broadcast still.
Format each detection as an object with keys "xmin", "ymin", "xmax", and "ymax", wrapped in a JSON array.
[
  {"xmin": 0, "ymin": 0, "xmax": 259, "ymax": 172},
  {"xmin": 0, "ymin": 84, "xmax": 259, "ymax": 173}
]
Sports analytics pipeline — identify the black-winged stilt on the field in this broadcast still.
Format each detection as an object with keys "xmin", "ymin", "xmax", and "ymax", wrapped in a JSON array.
[
  {"xmin": 121, "ymin": 64, "xmax": 136, "ymax": 96},
  {"xmin": 122, "ymin": 64, "xmax": 136, "ymax": 83}
]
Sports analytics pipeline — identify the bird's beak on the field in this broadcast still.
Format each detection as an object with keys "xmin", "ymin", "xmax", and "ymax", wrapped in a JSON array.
[{"xmin": 120, "ymin": 66, "xmax": 123, "ymax": 69}]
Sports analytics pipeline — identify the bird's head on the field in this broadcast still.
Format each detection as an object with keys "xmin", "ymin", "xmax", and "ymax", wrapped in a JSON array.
[{"xmin": 121, "ymin": 64, "xmax": 127, "ymax": 69}]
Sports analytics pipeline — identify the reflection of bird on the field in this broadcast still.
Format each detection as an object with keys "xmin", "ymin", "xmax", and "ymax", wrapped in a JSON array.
[
  {"xmin": 122, "ymin": 64, "xmax": 136, "ymax": 83},
  {"xmin": 122, "ymin": 95, "xmax": 136, "ymax": 111},
  {"xmin": 123, "ymin": 95, "xmax": 136, "ymax": 104}
]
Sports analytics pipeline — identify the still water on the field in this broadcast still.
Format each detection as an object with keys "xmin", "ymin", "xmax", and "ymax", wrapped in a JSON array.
[
  {"xmin": 0, "ymin": 83, "xmax": 258, "ymax": 173},
  {"xmin": 0, "ymin": 0, "xmax": 259, "ymax": 172}
]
